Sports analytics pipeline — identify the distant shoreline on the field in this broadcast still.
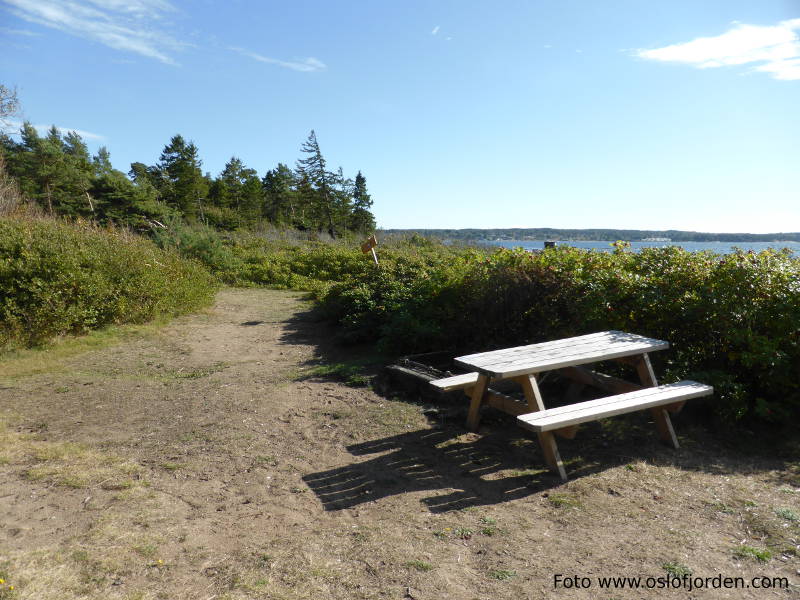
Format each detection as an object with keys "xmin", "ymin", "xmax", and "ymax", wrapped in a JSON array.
[{"xmin": 380, "ymin": 228, "xmax": 800, "ymax": 243}]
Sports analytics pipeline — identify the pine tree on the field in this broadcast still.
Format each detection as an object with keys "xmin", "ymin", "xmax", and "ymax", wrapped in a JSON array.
[
  {"xmin": 295, "ymin": 130, "xmax": 337, "ymax": 238},
  {"xmin": 262, "ymin": 163, "xmax": 297, "ymax": 225},
  {"xmin": 7, "ymin": 124, "xmax": 93, "ymax": 216},
  {"xmin": 350, "ymin": 171, "xmax": 376, "ymax": 233},
  {"xmin": 157, "ymin": 134, "xmax": 208, "ymax": 220},
  {"xmin": 206, "ymin": 156, "xmax": 263, "ymax": 229},
  {"xmin": 93, "ymin": 147, "xmax": 113, "ymax": 177}
]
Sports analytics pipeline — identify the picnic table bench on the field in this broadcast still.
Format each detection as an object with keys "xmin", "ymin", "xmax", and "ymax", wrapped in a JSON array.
[{"xmin": 430, "ymin": 331, "xmax": 713, "ymax": 480}]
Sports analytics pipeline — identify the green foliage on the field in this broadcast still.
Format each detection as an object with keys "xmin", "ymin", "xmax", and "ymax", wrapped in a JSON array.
[
  {"xmin": 488, "ymin": 569, "xmax": 516, "ymax": 581},
  {"xmin": 733, "ymin": 545, "xmax": 772, "ymax": 562},
  {"xmin": 662, "ymin": 562, "xmax": 692, "ymax": 577},
  {"xmin": 312, "ymin": 244, "xmax": 800, "ymax": 425},
  {"xmin": 2, "ymin": 125, "xmax": 377, "ymax": 237},
  {"xmin": 774, "ymin": 507, "xmax": 798, "ymax": 522},
  {"xmin": 0, "ymin": 217, "xmax": 218, "ymax": 349},
  {"xmin": 145, "ymin": 230, "xmax": 799, "ymax": 426}
]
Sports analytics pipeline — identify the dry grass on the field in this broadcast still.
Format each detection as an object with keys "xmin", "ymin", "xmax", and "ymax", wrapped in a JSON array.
[{"xmin": 0, "ymin": 417, "xmax": 141, "ymax": 490}]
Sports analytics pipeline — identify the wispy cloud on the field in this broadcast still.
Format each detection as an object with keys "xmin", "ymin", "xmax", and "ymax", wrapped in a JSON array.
[
  {"xmin": 0, "ymin": 25, "xmax": 40, "ymax": 36},
  {"xmin": 636, "ymin": 18, "xmax": 800, "ymax": 81},
  {"xmin": 229, "ymin": 46, "xmax": 326, "ymax": 72},
  {"xmin": 5, "ymin": 119, "xmax": 105, "ymax": 141},
  {"xmin": 431, "ymin": 25, "xmax": 440, "ymax": 35},
  {"xmin": 0, "ymin": 0, "xmax": 184, "ymax": 64}
]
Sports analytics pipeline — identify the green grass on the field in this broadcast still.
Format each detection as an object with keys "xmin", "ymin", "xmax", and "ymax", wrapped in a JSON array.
[
  {"xmin": 733, "ymin": 545, "xmax": 772, "ymax": 563},
  {"xmin": 774, "ymin": 507, "xmax": 798, "ymax": 522},
  {"xmin": 547, "ymin": 493, "xmax": 582, "ymax": 509},
  {"xmin": 488, "ymin": 569, "xmax": 516, "ymax": 581},
  {"xmin": 662, "ymin": 562, "xmax": 692, "ymax": 577},
  {"xmin": 405, "ymin": 560, "xmax": 434, "ymax": 572}
]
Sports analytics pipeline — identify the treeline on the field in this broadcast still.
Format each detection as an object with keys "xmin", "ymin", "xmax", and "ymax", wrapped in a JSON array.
[
  {"xmin": 0, "ymin": 125, "xmax": 375, "ymax": 237},
  {"xmin": 385, "ymin": 228, "xmax": 800, "ymax": 243}
]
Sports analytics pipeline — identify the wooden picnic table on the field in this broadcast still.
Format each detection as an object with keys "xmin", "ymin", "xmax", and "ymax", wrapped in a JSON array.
[{"xmin": 431, "ymin": 331, "xmax": 713, "ymax": 480}]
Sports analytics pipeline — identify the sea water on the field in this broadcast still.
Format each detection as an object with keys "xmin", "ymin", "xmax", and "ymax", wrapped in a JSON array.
[{"xmin": 486, "ymin": 240, "xmax": 799, "ymax": 254}]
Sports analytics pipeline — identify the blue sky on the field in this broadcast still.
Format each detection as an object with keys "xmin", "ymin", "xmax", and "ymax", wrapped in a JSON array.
[{"xmin": 1, "ymin": 0, "xmax": 798, "ymax": 233}]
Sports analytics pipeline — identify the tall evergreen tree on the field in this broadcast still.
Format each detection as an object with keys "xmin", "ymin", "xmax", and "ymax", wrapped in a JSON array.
[
  {"xmin": 157, "ymin": 134, "xmax": 208, "ymax": 220},
  {"xmin": 93, "ymin": 147, "xmax": 113, "ymax": 177},
  {"xmin": 296, "ymin": 130, "xmax": 337, "ymax": 238},
  {"xmin": 6, "ymin": 124, "xmax": 93, "ymax": 216},
  {"xmin": 262, "ymin": 163, "xmax": 297, "ymax": 225},
  {"xmin": 350, "ymin": 171, "xmax": 376, "ymax": 233}
]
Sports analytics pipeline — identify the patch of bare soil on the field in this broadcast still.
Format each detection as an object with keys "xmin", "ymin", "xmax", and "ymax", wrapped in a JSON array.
[{"xmin": 1, "ymin": 288, "xmax": 798, "ymax": 599}]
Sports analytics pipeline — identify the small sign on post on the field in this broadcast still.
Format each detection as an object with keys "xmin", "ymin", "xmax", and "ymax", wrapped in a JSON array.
[{"xmin": 360, "ymin": 234, "xmax": 378, "ymax": 265}]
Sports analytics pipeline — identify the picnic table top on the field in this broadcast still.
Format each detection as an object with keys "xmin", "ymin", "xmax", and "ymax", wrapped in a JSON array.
[{"xmin": 453, "ymin": 330, "xmax": 668, "ymax": 379}]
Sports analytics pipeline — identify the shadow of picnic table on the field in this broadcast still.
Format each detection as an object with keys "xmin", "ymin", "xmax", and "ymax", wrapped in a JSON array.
[{"xmin": 302, "ymin": 426, "xmax": 610, "ymax": 513}]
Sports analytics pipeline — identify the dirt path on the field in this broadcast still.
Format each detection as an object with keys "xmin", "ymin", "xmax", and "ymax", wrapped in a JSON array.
[{"xmin": 1, "ymin": 289, "xmax": 797, "ymax": 599}]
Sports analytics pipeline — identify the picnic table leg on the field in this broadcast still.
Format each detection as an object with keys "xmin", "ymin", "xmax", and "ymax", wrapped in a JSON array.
[
  {"xmin": 635, "ymin": 354, "xmax": 680, "ymax": 449},
  {"xmin": 515, "ymin": 374, "xmax": 545, "ymax": 412},
  {"xmin": 650, "ymin": 407, "xmax": 679, "ymax": 449},
  {"xmin": 538, "ymin": 431, "xmax": 568, "ymax": 481},
  {"xmin": 465, "ymin": 374, "xmax": 490, "ymax": 432},
  {"xmin": 635, "ymin": 353, "xmax": 658, "ymax": 387}
]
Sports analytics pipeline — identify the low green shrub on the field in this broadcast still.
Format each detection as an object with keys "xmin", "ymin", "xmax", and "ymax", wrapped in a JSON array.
[
  {"xmin": 317, "ymin": 244, "xmax": 800, "ymax": 424},
  {"xmin": 0, "ymin": 217, "xmax": 218, "ymax": 349},
  {"xmin": 119, "ymin": 222, "xmax": 800, "ymax": 425}
]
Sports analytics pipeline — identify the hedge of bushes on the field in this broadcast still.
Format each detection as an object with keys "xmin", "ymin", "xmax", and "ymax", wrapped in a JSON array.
[
  {"xmin": 10, "ymin": 212, "xmax": 796, "ymax": 426},
  {"xmin": 0, "ymin": 217, "xmax": 218, "ymax": 349},
  {"xmin": 317, "ymin": 244, "xmax": 800, "ymax": 424}
]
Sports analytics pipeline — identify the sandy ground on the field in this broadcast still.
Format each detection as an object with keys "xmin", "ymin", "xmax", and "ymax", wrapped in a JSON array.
[{"xmin": 0, "ymin": 288, "xmax": 798, "ymax": 599}]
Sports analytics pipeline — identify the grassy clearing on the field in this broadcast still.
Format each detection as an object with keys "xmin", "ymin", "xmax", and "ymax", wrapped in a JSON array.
[
  {"xmin": 0, "ymin": 416, "xmax": 141, "ymax": 490},
  {"xmin": 0, "ymin": 320, "xmax": 166, "ymax": 379}
]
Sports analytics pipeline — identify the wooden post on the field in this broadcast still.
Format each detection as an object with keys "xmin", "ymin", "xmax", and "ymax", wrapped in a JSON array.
[
  {"xmin": 466, "ymin": 374, "xmax": 490, "ymax": 432},
  {"xmin": 538, "ymin": 431, "xmax": 567, "ymax": 481},
  {"xmin": 514, "ymin": 374, "xmax": 545, "ymax": 412},
  {"xmin": 635, "ymin": 353, "xmax": 658, "ymax": 387},
  {"xmin": 636, "ymin": 354, "xmax": 679, "ymax": 448},
  {"xmin": 361, "ymin": 234, "xmax": 378, "ymax": 265}
]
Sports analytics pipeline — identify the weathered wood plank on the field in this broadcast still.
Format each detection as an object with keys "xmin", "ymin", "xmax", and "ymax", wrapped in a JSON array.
[
  {"xmin": 455, "ymin": 331, "xmax": 669, "ymax": 378},
  {"xmin": 429, "ymin": 372, "xmax": 479, "ymax": 391},
  {"xmin": 517, "ymin": 381, "xmax": 713, "ymax": 432}
]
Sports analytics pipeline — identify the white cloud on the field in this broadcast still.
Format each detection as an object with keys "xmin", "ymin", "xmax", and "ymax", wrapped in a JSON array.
[
  {"xmin": 754, "ymin": 57, "xmax": 800, "ymax": 80},
  {"xmin": 0, "ymin": 25, "xmax": 40, "ymax": 35},
  {"xmin": 431, "ymin": 25, "xmax": 439, "ymax": 35},
  {"xmin": 0, "ymin": 0, "xmax": 183, "ymax": 64},
  {"xmin": 83, "ymin": 0, "xmax": 174, "ymax": 19},
  {"xmin": 636, "ymin": 18, "xmax": 800, "ymax": 80},
  {"xmin": 229, "ymin": 47, "xmax": 326, "ymax": 72},
  {"xmin": 5, "ymin": 119, "xmax": 105, "ymax": 141}
]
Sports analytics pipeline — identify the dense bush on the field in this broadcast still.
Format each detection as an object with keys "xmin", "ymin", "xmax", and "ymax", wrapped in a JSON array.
[
  {"xmin": 126, "ymin": 221, "xmax": 800, "ymax": 424},
  {"xmin": 0, "ymin": 217, "xmax": 218, "ymax": 349},
  {"xmin": 317, "ymin": 244, "xmax": 800, "ymax": 424}
]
